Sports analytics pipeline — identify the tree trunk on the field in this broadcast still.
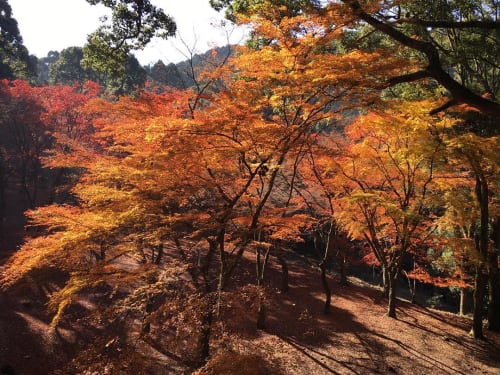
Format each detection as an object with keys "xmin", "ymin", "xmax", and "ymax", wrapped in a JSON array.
[
  {"xmin": 0, "ymin": 183, "xmax": 5, "ymax": 237},
  {"xmin": 320, "ymin": 259, "xmax": 331, "ymax": 313},
  {"xmin": 255, "ymin": 245, "xmax": 270, "ymax": 329},
  {"xmin": 197, "ymin": 296, "xmax": 214, "ymax": 366},
  {"xmin": 339, "ymin": 253, "xmax": 348, "ymax": 286},
  {"xmin": 141, "ymin": 296, "xmax": 153, "ymax": 335},
  {"xmin": 403, "ymin": 270, "xmax": 416, "ymax": 304},
  {"xmin": 382, "ymin": 265, "xmax": 390, "ymax": 298},
  {"xmin": 470, "ymin": 175, "xmax": 489, "ymax": 338},
  {"xmin": 319, "ymin": 219, "xmax": 334, "ymax": 313},
  {"xmin": 154, "ymin": 244, "xmax": 163, "ymax": 265},
  {"xmin": 387, "ymin": 269, "xmax": 398, "ymax": 318},
  {"xmin": 487, "ymin": 216, "xmax": 500, "ymax": 331},
  {"xmin": 256, "ymin": 288, "xmax": 266, "ymax": 330},
  {"xmin": 470, "ymin": 265, "xmax": 487, "ymax": 338},
  {"xmin": 276, "ymin": 253, "xmax": 289, "ymax": 293},
  {"xmin": 460, "ymin": 288, "xmax": 472, "ymax": 316}
]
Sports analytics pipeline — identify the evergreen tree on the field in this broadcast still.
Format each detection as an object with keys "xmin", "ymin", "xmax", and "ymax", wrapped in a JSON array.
[{"xmin": 0, "ymin": 0, "xmax": 35, "ymax": 79}]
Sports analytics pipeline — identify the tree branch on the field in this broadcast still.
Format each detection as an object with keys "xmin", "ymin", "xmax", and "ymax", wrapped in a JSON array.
[
  {"xmin": 387, "ymin": 70, "xmax": 431, "ymax": 86},
  {"xmin": 429, "ymin": 99, "xmax": 458, "ymax": 115},
  {"xmin": 343, "ymin": 0, "xmax": 500, "ymax": 116},
  {"xmin": 395, "ymin": 19, "xmax": 500, "ymax": 30}
]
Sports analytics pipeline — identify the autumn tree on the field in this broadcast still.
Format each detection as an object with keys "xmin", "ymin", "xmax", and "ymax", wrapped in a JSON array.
[
  {"xmin": 0, "ymin": 80, "xmax": 50, "ymax": 207},
  {"xmin": 37, "ymin": 81, "xmax": 101, "ymax": 201},
  {"xmin": 214, "ymin": 0, "xmax": 500, "ymax": 116},
  {"xmin": 330, "ymin": 102, "xmax": 446, "ymax": 318},
  {"xmin": 431, "ymin": 185, "xmax": 480, "ymax": 315},
  {"xmin": 339, "ymin": 0, "xmax": 500, "ymax": 115},
  {"xmin": 440, "ymin": 130, "xmax": 499, "ymax": 337},
  {"xmin": 0, "ymin": 79, "xmax": 100, "ymax": 247},
  {"xmin": 288, "ymin": 135, "xmax": 353, "ymax": 312}
]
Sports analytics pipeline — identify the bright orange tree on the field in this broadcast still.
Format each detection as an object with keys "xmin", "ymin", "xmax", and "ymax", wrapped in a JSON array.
[{"xmin": 329, "ymin": 101, "xmax": 449, "ymax": 317}]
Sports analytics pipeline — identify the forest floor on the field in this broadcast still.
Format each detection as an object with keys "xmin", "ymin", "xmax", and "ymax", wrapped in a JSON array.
[{"xmin": 1, "ymin": 250, "xmax": 499, "ymax": 375}]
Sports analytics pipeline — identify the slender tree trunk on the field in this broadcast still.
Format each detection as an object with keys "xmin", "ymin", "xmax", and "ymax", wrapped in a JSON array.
[
  {"xmin": 339, "ymin": 252, "xmax": 348, "ymax": 286},
  {"xmin": 256, "ymin": 246, "xmax": 270, "ymax": 329},
  {"xmin": 319, "ymin": 259, "xmax": 331, "ymax": 313},
  {"xmin": 470, "ymin": 175, "xmax": 489, "ymax": 338},
  {"xmin": 201, "ymin": 238, "xmax": 217, "ymax": 293},
  {"xmin": 276, "ymin": 253, "xmax": 289, "ymax": 293},
  {"xmin": 141, "ymin": 292, "xmax": 153, "ymax": 335},
  {"xmin": 192, "ymin": 238, "xmax": 220, "ymax": 366},
  {"xmin": 216, "ymin": 263, "xmax": 224, "ymax": 318},
  {"xmin": 47, "ymin": 168, "xmax": 65, "ymax": 204},
  {"xmin": 403, "ymin": 270, "xmax": 416, "ymax": 304},
  {"xmin": 487, "ymin": 216, "xmax": 500, "ymax": 331},
  {"xmin": 460, "ymin": 288, "xmax": 472, "ymax": 316},
  {"xmin": 154, "ymin": 244, "xmax": 163, "ymax": 265},
  {"xmin": 256, "ymin": 293, "xmax": 266, "ymax": 330},
  {"xmin": 470, "ymin": 265, "xmax": 487, "ymax": 338},
  {"xmin": 382, "ymin": 265, "xmax": 390, "ymax": 298},
  {"xmin": 197, "ymin": 295, "xmax": 214, "ymax": 366},
  {"xmin": 214, "ymin": 229, "xmax": 228, "ymax": 318},
  {"xmin": 387, "ymin": 268, "xmax": 398, "ymax": 318},
  {"xmin": 319, "ymin": 220, "xmax": 334, "ymax": 313}
]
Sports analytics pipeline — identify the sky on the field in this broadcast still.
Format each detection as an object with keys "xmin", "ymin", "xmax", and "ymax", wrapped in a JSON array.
[{"xmin": 9, "ymin": 0, "xmax": 247, "ymax": 65}]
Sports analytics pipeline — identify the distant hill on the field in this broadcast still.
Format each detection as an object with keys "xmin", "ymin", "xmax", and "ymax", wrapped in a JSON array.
[
  {"xmin": 35, "ymin": 45, "xmax": 233, "ymax": 94},
  {"xmin": 145, "ymin": 45, "xmax": 233, "ymax": 90}
]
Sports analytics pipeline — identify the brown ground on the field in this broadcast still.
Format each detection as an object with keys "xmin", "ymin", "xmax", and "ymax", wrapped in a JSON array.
[{"xmin": 1, "ymin": 251, "xmax": 499, "ymax": 375}]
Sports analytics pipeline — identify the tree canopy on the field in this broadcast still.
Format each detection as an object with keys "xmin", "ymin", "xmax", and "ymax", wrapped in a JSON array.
[
  {"xmin": 213, "ymin": 0, "xmax": 500, "ymax": 116},
  {"xmin": 83, "ymin": 0, "xmax": 176, "ymax": 77},
  {"xmin": 0, "ymin": 0, "xmax": 35, "ymax": 79}
]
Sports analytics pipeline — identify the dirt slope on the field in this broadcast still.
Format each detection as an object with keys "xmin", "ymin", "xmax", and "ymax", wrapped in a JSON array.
[{"xmin": 1, "ymin": 253, "xmax": 499, "ymax": 375}]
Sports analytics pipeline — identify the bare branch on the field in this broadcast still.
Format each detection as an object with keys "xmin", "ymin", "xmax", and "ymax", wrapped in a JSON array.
[{"xmin": 343, "ymin": 0, "xmax": 500, "ymax": 115}]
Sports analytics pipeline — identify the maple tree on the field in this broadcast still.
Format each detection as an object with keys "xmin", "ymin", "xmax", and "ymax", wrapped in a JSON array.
[
  {"xmin": 0, "ymin": 80, "xmax": 100, "ymax": 206},
  {"xmin": 0, "ymin": 80, "xmax": 50, "ymax": 207},
  {"xmin": 0, "ymin": 78, "xmax": 100, "ymax": 250},
  {"xmin": 215, "ymin": 0, "xmax": 500, "ymax": 116},
  {"xmin": 438, "ymin": 129, "xmax": 500, "ymax": 337},
  {"xmin": 431, "ymin": 185, "xmax": 480, "ymax": 315},
  {"xmin": 291, "ymin": 136, "xmax": 355, "ymax": 312},
  {"xmin": 341, "ymin": 0, "xmax": 500, "ymax": 115},
  {"xmin": 328, "ymin": 101, "xmax": 447, "ymax": 317},
  {"xmin": 38, "ymin": 81, "xmax": 101, "ymax": 202}
]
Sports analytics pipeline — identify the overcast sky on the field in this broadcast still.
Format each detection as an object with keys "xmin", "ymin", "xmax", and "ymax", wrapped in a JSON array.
[{"xmin": 9, "ymin": 0, "xmax": 247, "ymax": 65}]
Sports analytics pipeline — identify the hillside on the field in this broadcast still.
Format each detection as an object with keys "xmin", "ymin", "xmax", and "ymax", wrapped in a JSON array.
[{"xmin": 1, "ymin": 251, "xmax": 499, "ymax": 374}]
